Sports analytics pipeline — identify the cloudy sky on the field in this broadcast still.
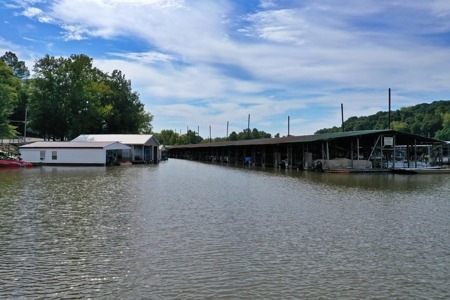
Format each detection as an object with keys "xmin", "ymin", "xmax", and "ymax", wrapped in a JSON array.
[{"xmin": 1, "ymin": 0, "xmax": 450, "ymax": 137}]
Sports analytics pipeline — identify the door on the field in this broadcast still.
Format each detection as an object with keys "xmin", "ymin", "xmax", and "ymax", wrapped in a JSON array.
[{"xmin": 145, "ymin": 149, "xmax": 151, "ymax": 162}]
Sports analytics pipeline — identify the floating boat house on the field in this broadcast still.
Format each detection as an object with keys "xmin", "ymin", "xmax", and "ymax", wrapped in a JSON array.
[
  {"xmin": 19, "ymin": 141, "xmax": 131, "ymax": 166},
  {"xmin": 168, "ymin": 130, "xmax": 443, "ymax": 172},
  {"xmin": 71, "ymin": 134, "xmax": 161, "ymax": 163}
]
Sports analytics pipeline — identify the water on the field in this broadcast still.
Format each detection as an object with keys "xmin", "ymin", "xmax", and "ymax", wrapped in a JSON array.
[{"xmin": 1, "ymin": 160, "xmax": 449, "ymax": 299}]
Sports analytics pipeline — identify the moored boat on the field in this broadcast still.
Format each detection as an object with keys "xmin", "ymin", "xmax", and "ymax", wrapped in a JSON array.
[
  {"xmin": 0, "ymin": 159, "xmax": 33, "ymax": 168},
  {"xmin": 392, "ymin": 167, "xmax": 450, "ymax": 174}
]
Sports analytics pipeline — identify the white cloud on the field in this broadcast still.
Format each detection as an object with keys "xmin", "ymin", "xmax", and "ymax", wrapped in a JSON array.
[
  {"xmin": 109, "ymin": 51, "xmax": 176, "ymax": 63},
  {"xmin": 259, "ymin": 0, "xmax": 276, "ymax": 9},
  {"xmin": 60, "ymin": 25, "xmax": 89, "ymax": 41},
  {"xmin": 22, "ymin": 6, "xmax": 42, "ymax": 17},
  {"xmin": 243, "ymin": 9, "xmax": 308, "ymax": 45}
]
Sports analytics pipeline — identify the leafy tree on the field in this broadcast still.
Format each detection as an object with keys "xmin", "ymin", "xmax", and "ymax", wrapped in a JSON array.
[
  {"xmin": 101, "ymin": 70, "xmax": 152, "ymax": 134},
  {"xmin": 186, "ymin": 130, "xmax": 202, "ymax": 144},
  {"xmin": 0, "ymin": 60, "xmax": 21, "ymax": 137},
  {"xmin": 1, "ymin": 51, "xmax": 30, "ymax": 79},
  {"xmin": 0, "ymin": 52, "xmax": 30, "ymax": 137},
  {"xmin": 29, "ymin": 55, "xmax": 74, "ymax": 140},
  {"xmin": 435, "ymin": 113, "xmax": 450, "ymax": 141},
  {"xmin": 391, "ymin": 121, "xmax": 409, "ymax": 132},
  {"xmin": 154, "ymin": 129, "xmax": 175, "ymax": 145},
  {"xmin": 228, "ymin": 131, "xmax": 238, "ymax": 141},
  {"xmin": 28, "ymin": 54, "xmax": 152, "ymax": 140}
]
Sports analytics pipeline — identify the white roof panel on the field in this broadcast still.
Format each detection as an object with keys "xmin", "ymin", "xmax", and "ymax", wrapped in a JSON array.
[
  {"xmin": 20, "ymin": 141, "xmax": 130, "ymax": 150},
  {"xmin": 72, "ymin": 134, "xmax": 157, "ymax": 145}
]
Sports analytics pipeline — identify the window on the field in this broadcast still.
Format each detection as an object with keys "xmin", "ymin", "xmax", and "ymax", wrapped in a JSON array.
[
  {"xmin": 40, "ymin": 151, "xmax": 45, "ymax": 160},
  {"xmin": 134, "ymin": 146, "xmax": 142, "ymax": 160},
  {"xmin": 122, "ymin": 149, "xmax": 131, "ymax": 158},
  {"xmin": 52, "ymin": 151, "xmax": 57, "ymax": 160}
]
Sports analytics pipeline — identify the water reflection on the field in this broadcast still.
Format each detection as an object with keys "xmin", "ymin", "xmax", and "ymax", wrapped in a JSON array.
[{"xmin": 0, "ymin": 161, "xmax": 449, "ymax": 299}]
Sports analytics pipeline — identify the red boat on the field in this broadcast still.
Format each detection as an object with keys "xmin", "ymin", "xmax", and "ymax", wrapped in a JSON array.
[{"xmin": 0, "ymin": 159, "xmax": 33, "ymax": 168}]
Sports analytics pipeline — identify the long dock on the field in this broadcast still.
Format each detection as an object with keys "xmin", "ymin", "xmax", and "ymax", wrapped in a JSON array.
[{"xmin": 168, "ymin": 130, "xmax": 445, "ymax": 173}]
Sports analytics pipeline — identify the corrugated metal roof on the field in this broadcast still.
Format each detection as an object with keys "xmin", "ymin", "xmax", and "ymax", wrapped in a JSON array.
[
  {"xmin": 168, "ymin": 134, "xmax": 317, "ymax": 149},
  {"xmin": 20, "ymin": 141, "xmax": 128, "ymax": 149},
  {"xmin": 287, "ymin": 130, "xmax": 390, "ymax": 143},
  {"xmin": 71, "ymin": 134, "xmax": 157, "ymax": 145},
  {"xmin": 169, "ymin": 130, "xmax": 440, "ymax": 149}
]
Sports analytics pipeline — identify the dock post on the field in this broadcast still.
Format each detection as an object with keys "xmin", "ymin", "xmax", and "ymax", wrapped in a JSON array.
[
  {"xmin": 262, "ymin": 146, "xmax": 266, "ymax": 167},
  {"xmin": 414, "ymin": 139, "xmax": 417, "ymax": 168},
  {"xmin": 326, "ymin": 141, "xmax": 330, "ymax": 170},
  {"xmin": 252, "ymin": 147, "xmax": 256, "ymax": 166},
  {"xmin": 288, "ymin": 145, "xmax": 293, "ymax": 169}
]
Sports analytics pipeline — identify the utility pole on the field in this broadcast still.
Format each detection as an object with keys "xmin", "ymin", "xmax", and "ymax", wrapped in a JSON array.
[
  {"xmin": 288, "ymin": 116, "xmax": 290, "ymax": 136},
  {"xmin": 248, "ymin": 114, "xmax": 250, "ymax": 139},
  {"xmin": 388, "ymin": 88, "xmax": 391, "ymax": 130}
]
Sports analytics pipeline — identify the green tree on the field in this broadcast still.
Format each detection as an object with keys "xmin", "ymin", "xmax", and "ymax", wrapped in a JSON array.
[
  {"xmin": 228, "ymin": 131, "xmax": 238, "ymax": 141},
  {"xmin": 0, "ymin": 52, "xmax": 30, "ymax": 137},
  {"xmin": 391, "ymin": 121, "xmax": 409, "ymax": 133},
  {"xmin": 29, "ymin": 55, "xmax": 73, "ymax": 140},
  {"xmin": 1, "ymin": 51, "xmax": 30, "ymax": 79},
  {"xmin": 28, "ymin": 54, "xmax": 152, "ymax": 139},
  {"xmin": 434, "ymin": 113, "xmax": 450, "ymax": 141},
  {"xmin": 102, "ymin": 70, "xmax": 150, "ymax": 134},
  {"xmin": 154, "ymin": 129, "xmax": 176, "ymax": 145},
  {"xmin": 0, "ymin": 60, "xmax": 21, "ymax": 137}
]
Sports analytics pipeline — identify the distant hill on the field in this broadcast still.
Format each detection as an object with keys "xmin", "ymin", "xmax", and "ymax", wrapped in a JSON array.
[{"xmin": 315, "ymin": 100, "xmax": 450, "ymax": 141}]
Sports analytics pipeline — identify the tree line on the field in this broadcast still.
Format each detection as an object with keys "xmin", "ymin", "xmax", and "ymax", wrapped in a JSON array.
[
  {"xmin": 0, "ymin": 52, "xmax": 152, "ymax": 140},
  {"xmin": 315, "ymin": 100, "xmax": 450, "ymax": 141},
  {"xmin": 153, "ymin": 128, "xmax": 274, "ymax": 146}
]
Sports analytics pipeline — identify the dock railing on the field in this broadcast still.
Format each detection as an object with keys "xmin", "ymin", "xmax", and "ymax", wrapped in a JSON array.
[{"xmin": 0, "ymin": 137, "xmax": 32, "ymax": 158}]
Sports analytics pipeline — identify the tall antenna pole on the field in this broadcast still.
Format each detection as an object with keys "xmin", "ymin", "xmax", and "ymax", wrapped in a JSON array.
[
  {"xmin": 288, "ymin": 116, "xmax": 290, "ymax": 136},
  {"xmin": 341, "ymin": 103, "xmax": 344, "ymax": 132},
  {"xmin": 248, "ymin": 114, "xmax": 250, "ymax": 139},
  {"xmin": 209, "ymin": 125, "xmax": 211, "ymax": 143},
  {"xmin": 388, "ymin": 88, "xmax": 391, "ymax": 130},
  {"xmin": 227, "ymin": 121, "xmax": 229, "ymax": 139}
]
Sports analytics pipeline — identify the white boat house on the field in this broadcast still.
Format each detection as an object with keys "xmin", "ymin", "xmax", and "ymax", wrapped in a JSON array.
[
  {"xmin": 19, "ymin": 141, "xmax": 131, "ymax": 166},
  {"xmin": 71, "ymin": 134, "xmax": 161, "ymax": 163}
]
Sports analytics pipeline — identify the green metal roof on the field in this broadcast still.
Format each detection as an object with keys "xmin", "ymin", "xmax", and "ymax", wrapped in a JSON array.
[
  {"xmin": 169, "ymin": 129, "xmax": 441, "ymax": 149},
  {"xmin": 287, "ymin": 130, "xmax": 391, "ymax": 143}
]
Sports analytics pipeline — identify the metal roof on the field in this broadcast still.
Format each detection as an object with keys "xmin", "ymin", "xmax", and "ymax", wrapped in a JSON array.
[
  {"xmin": 71, "ymin": 134, "xmax": 159, "ymax": 145},
  {"xmin": 20, "ymin": 141, "xmax": 131, "ymax": 149},
  {"xmin": 169, "ymin": 130, "xmax": 441, "ymax": 149}
]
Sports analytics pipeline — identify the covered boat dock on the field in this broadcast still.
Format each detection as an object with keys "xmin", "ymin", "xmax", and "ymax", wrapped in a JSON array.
[{"xmin": 168, "ymin": 130, "xmax": 444, "ymax": 172}]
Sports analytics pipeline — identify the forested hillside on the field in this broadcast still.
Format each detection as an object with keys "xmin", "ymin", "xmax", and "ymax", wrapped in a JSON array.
[{"xmin": 315, "ymin": 100, "xmax": 450, "ymax": 141}]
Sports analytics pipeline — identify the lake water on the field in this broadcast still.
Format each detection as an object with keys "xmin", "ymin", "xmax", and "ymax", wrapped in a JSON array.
[{"xmin": 1, "ymin": 160, "xmax": 449, "ymax": 299}]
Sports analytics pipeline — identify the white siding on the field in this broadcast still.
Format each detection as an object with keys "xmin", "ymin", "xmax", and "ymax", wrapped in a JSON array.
[
  {"xmin": 21, "ymin": 148, "xmax": 106, "ymax": 165},
  {"xmin": 71, "ymin": 134, "xmax": 161, "ymax": 162},
  {"xmin": 20, "ymin": 149, "xmax": 41, "ymax": 163}
]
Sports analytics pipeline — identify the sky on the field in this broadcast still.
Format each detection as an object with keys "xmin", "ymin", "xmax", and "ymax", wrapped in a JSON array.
[{"xmin": 1, "ymin": 0, "xmax": 450, "ymax": 138}]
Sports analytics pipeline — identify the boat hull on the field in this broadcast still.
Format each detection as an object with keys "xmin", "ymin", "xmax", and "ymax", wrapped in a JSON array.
[{"xmin": 0, "ymin": 160, "xmax": 33, "ymax": 168}]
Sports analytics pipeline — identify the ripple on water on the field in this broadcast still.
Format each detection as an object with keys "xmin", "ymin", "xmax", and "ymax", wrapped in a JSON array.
[{"xmin": 0, "ymin": 161, "xmax": 449, "ymax": 299}]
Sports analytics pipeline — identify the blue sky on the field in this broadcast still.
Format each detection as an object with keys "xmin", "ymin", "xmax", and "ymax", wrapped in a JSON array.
[{"xmin": 1, "ymin": 0, "xmax": 450, "ymax": 138}]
